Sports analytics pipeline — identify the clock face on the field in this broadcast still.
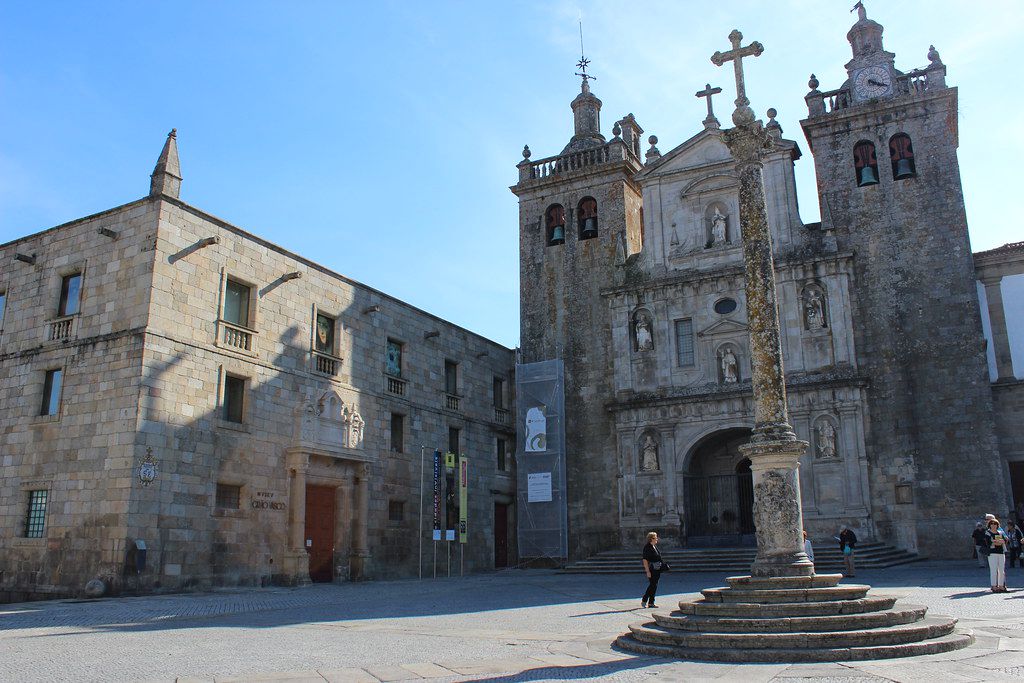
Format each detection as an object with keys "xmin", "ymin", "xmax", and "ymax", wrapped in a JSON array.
[{"xmin": 854, "ymin": 66, "xmax": 892, "ymax": 100}]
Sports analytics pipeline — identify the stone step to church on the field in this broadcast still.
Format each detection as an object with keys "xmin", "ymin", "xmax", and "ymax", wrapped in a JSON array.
[
  {"xmin": 613, "ymin": 630, "xmax": 974, "ymax": 663},
  {"xmin": 624, "ymin": 614, "xmax": 957, "ymax": 650},
  {"xmin": 562, "ymin": 542, "xmax": 923, "ymax": 573},
  {"xmin": 700, "ymin": 584, "xmax": 871, "ymax": 603},
  {"xmin": 677, "ymin": 594, "xmax": 898, "ymax": 618},
  {"xmin": 653, "ymin": 604, "xmax": 928, "ymax": 632}
]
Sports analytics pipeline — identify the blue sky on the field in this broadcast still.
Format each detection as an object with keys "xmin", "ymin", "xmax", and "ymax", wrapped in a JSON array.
[{"xmin": 1, "ymin": 1, "xmax": 1020, "ymax": 348}]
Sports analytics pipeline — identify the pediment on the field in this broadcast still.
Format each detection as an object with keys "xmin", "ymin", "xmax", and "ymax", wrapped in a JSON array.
[
  {"xmin": 698, "ymin": 317, "xmax": 748, "ymax": 338},
  {"xmin": 635, "ymin": 130, "xmax": 733, "ymax": 181}
]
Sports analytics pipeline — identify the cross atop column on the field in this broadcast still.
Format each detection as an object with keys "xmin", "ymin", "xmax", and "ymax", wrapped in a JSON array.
[
  {"xmin": 711, "ymin": 29, "xmax": 764, "ymax": 125},
  {"xmin": 695, "ymin": 83, "xmax": 723, "ymax": 128}
]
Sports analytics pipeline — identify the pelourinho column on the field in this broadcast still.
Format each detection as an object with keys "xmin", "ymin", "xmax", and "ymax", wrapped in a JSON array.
[{"xmin": 712, "ymin": 30, "xmax": 813, "ymax": 578}]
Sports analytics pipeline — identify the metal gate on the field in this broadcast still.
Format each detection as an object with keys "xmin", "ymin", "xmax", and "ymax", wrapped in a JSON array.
[{"xmin": 684, "ymin": 473, "xmax": 754, "ymax": 537}]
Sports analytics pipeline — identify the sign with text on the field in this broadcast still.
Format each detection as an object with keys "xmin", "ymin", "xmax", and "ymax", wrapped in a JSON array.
[
  {"xmin": 458, "ymin": 456, "xmax": 468, "ymax": 544},
  {"xmin": 527, "ymin": 472, "xmax": 553, "ymax": 503},
  {"xmin": 432, "ymin": 450, "xmax": 442, "ymax": 541},
  {"xmin": 524, "ymin": 407, "xmax": 547, "ymax": 452}
]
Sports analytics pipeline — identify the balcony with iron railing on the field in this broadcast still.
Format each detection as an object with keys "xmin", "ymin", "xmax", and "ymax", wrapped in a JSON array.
[
  {"xmin": 217, "ymin": 319, "xmax": 256, "ymax": 354},
  {"xmin": 48, "ymin": 316, "xmax": 75, "ymax": 342},
  {"xmin": 805, "ymin": 63, "xmax": 947, "ymax": 118}
]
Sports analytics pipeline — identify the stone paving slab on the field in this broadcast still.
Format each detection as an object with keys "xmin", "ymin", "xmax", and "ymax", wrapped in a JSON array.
[{"xmin": 5, "ymin": 563, "xmax": 1024, "ymax": 682}]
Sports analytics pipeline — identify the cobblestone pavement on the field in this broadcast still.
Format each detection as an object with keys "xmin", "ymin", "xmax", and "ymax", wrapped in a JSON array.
[{"xmin": 3, "ymin": 561, "xmax": 1024, "ymax": 682}]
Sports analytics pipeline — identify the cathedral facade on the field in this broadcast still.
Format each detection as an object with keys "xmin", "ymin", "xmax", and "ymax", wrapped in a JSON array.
[{"xmin": 513, "ymin": 7, "xmax": 1019, "ymax": 560}]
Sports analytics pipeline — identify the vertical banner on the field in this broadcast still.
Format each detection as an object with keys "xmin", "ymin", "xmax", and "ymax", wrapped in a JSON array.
[
  {"xmin": 458, "ymin": 456, "xmax": 468, "ymax": 544},
  {"xmin": 524, "ymin": 406, "xmax": 547, "ymax": 452},
  {"xmin": 445, "ymin": 455, "xmax": 457, "ymax": 541},
  {"xmin": 432, "ymin": 450, "xmax": 442, "ymax": 541}
]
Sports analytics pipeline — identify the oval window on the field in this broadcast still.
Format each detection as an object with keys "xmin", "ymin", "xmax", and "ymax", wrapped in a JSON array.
[{"xmin": 714, "ymin": 298, "xmax": 737, "ymax": 315}]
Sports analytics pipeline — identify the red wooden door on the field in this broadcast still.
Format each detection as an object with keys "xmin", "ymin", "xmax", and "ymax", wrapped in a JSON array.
[
  {"xmin": 305, "ymin": 485, "xmax": 336, "ymax": 582},
  {"xmin": 494, "ymin": 502, "xmax": 509, "ymax": 568}
]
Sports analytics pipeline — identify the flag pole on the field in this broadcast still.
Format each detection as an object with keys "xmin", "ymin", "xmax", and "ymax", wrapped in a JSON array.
[{"xmin": 418, "ymin": 445, "xmax": 425, "ymax": 580}]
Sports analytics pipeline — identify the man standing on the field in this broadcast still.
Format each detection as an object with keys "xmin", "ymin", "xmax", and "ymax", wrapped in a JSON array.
[{"xmin": 973, "ymin": 522, "xmax": 990, "ymax": 568}]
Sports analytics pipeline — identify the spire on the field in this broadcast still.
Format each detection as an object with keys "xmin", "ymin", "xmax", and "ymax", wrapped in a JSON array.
[
  {"xmin": 561, "ymin": 19, "xmax": 605, "ymax": 154},
  {"xmin": 150, "ymin": 129, "xmax": 181, "ymax": 198},
  {"xmin": 846, "ymin": 1, "xmax": 885, "ymax": 60}
]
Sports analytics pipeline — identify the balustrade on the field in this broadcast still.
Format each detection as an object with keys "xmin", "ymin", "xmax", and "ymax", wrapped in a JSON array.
[
  {"xmin": 49, "ymin": 317, "xmax": 73, "ymax": 341},
  {"xmin": 494, "ymin": 407, "xmax": 509, "ymax": 424},
  {"xmin": 313, "ymin": 352, "xmax": 339, "ymax": 376},
  {"xmin": 220, "ymin": 320, "xmax": 253, "ymax": 352},
  {"xmin": 386, "ymin": 375, "xmax": 407, "ymax": 396},
  {"xmin": 523, "ymin": 142, "xmax": 622, "ymax": 180},
  {"xmin": 445, "ymin": 394, "xmax": 461, "ymax": 411}
]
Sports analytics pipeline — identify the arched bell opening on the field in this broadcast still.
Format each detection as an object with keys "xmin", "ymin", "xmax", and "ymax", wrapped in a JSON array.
[
  {"xmin": 853, "ymin": 140, "xmax": 879, "ymax": 187},
  {"xmin": 577, "ymin": 197, "xmax": 598, "ymax": 240},
  {"xmin": 545, "ymin": 204, "xmax": 566, "ymax": 246},
  {"xmin": 889, "ymin": 133, "xmax": 916, "ymax": 180}
]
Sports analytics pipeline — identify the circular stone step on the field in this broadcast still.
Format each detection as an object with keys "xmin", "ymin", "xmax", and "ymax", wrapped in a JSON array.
[
  {"xmin": 677, "ymin": 595, "xmax": 898, "ymax": 618},
  {"xmin": 626, "ymin": 615, "xmax": 957, "ymax": 650},
  {"xmin": 701, "ymin": 584, "xmax": 870, "ymax": 603},
  {"xmin": 726, "ymin": 574, "xmax": 844, "ymax": 589},
  {"xmin": 613, "ymin": 630, "xmax": 973, "ymax": 663},
  {"xmin": 652, "ymin": 605, "xmax": 927, "ymax": 633}
]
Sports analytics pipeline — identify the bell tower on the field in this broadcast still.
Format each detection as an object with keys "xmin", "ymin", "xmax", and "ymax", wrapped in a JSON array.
[
  {"xmin": 512, "ymin": 65, "xmax": 644, "ymax": 560},
  {"xmin": 800, "ymin": 4, "xmax": 1008, "ymax": 556}
]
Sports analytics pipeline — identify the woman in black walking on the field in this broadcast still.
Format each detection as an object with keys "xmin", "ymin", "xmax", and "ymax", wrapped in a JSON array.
[{"xmin": 641, "ymin": 531, "xmax": 663, "ymax": 608}]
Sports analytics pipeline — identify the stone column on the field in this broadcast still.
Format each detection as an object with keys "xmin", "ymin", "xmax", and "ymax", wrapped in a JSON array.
[
  {"xmin": 981, "ymin": 276, "xmax": 1014, "ymax": 380},
  {"xmin": 283, "ymin": 451, "xmax": 310, "ymax": 585},
  {"xmin": 349, "ymin": 463, "xmax": 371, "ymax": 580},
  {"xmin": 335, "ymin": 481, "xmax": 353, "ymax": 580},
  {"xmin": 722, "ymin": 106, "xmax": 812, "ymax": 578}
]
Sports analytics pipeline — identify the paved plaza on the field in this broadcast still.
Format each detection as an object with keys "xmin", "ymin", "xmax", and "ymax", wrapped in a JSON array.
[{"xmin": 3, "ymin": 562, "xmax": 1024, "ymax": 682}]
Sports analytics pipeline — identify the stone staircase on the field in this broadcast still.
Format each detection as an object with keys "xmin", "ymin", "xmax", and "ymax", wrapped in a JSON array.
[
  {"xmin": 563, "ymin": 542, "xmax": 922, "ymax": 574},
  {"xmin": 615, "ymin": 573, "xmax": 972, "ymax": 662}
]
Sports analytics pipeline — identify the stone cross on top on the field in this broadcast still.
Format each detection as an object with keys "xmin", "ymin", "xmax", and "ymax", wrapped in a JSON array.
[
  {"xmin": 695, "ymin": 83, "xmax": 723, "ymax": 128},
  {"xmin": 710, "ymin": 29, "xmax": 764, "ymax": 125}
]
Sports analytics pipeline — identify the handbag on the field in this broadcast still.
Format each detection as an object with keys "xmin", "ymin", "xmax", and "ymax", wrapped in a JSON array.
[
  {"xmin": 842, "ymin": 545, "xmax": 852, "ymax": 556},
  {"xmin": 656, "ymin": 560, "xmax": 671, "ymax": 572}
]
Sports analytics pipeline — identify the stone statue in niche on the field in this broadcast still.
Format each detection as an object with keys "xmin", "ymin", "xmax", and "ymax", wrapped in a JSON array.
[
  {"xmin": 720, "ymin": 347, "xmax": 739, "ymax": 383},
  {"xmin": 804, "ymin": 287, "xmax": 827, "ymax": 330},
  {"xmin": 635, "ymin": 313, "xmax": 654, "ymax": 351},
  {"xmin": 640, "ymin": 435, "xmax": 660, "ymax": 471},
  {"xmin": 816, "ymin": 420, "xmax": 837, "ymax": 459},
  {"xmin": 710, "ymin": 208, "xmax": 728, "ymax": 245}
]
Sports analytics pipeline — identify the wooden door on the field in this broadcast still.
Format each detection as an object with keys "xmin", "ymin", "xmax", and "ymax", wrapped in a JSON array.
[
  {"xmin": 494, "ymin": 502, "xmax": 509, "ymax": 568},
  {"xmin": 305, "ymin": 485, "xmax": 336, "ymax": 582}
]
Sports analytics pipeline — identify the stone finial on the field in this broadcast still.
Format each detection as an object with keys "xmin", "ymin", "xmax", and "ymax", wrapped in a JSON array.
[
  {"xmin": 150, "ymin": 128, "xmax": 182, "ymax": 198},
  {"xmin": 766, "ymin": 108, "xmax": 783, "ymax": 138},
  {"xmin": 612, "ymin": 122, "xmax": 622, "ymax": 138},
  {"xmin": 927, "ymin": 45, "xmax": 942, "ymax": 65},
  {"xmin": 522, "ymin": 145, "xmax": 531, "ymax": 159},
  {"xmin": 808, "ymin": 74, "xmax": 820, "ymax": 91},
  {"xmin": 645, "ymin": 135, "xmax": 661, "ymax": 165}
]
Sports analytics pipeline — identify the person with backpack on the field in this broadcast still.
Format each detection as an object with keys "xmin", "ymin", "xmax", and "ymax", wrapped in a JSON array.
[
  {"xmin": 838, "ymin": 527, "xmax": 857, "ymax": 577},
  {"xmin": 973, "ymin": 522, "xmax": 989, "ymax": 567}
]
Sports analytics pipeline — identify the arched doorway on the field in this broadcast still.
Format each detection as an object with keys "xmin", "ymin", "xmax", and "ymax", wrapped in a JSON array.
[{"xmin": 683, "ymin": 428, "xmax": 755, "ymax": 543}]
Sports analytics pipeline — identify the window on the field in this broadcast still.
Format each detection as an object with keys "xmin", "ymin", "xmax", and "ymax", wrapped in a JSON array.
[
  {"xmin": 448, "ymin": 426, "xmax": 460, "ymax": 455},
  {"xmin": 546, "ymin": 204, "xmax": 566, "ymax": 246},
  {"xmin": 578, "ymin": 197, "xmax": 598, "ymax": 239},
  {"xmin": 25, "ymin": 490, "xmax": 48, "ymax": 538},
  {"xmin": 444, "ymin": 360, "xmax": 458, "ymax": 395},
  {"xmin": 497, "ymin": 437, "xmax": 509, "ymax": 472},
  {"xmin": 853, "ymin": 140, "xmax": 879, "ymax": 187},
  {"xmin": 223, "ymin": 374, "xmax": 245, "ymax": 423},
  {"xmin": 390, "ymin": 413, "xmax": 404, "ymax": 453},
  {"xmin": 889, "ymin": 133, "xmax": 916, "ymax": 180},
  {"xmin": 389, "ymin": 500, "xmax": 405, "ymax": 522},
  {"xmin": 0, "ymin": 290, "xmax": 6, "ymax": 331},
  {"xmin": 493, "ymin": 377, "xmax": 505, "ymax": 409},
  {"xmin": 40, "ymin": 368, "xmax": 62, "ymax": 416},
  {"xmin": 223, "ymin": 279, "xmax": 251, "ymax": 327},
  {"xmin": 58, "ymin": 273, "xmax": 82, "ymax": 316},
  {"xmin": 385, "ymin": 339, "xmax": 403, "ymax": 377},
  {"xmin": 315, "ymin": 312, "xmax": 335, "ymax": 354},
  {"xmin": 215, "ymin": 484, "xmax": 241, "ymax": 510},
  {"xmin": 675, "ymin": 319, "xmax": 695, "ymax": 367}
]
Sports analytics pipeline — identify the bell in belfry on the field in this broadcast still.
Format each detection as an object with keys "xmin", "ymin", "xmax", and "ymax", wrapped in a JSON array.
[
  {"xmin": 858, "ymin": 165, "xmax": 879, "ymax": 186},
  {"xmin": 551, "ymin": 224, "xmax": 565, "ymax": 243},
  {"xmin": 894, "ymin": 158, "xmax": 915, "ymax": 179},
  {"xmin": 581, "ymin": 217, "xmax": 598, "ymax": 238}
]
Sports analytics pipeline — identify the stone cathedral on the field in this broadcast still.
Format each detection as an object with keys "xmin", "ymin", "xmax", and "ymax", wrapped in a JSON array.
[{"xmin": 513, "ymin": 5, "xmax": 1019, "ymax": 561}]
